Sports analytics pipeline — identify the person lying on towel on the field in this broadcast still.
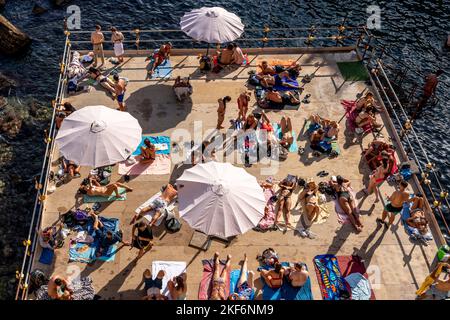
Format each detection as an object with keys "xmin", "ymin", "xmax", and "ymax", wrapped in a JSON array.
[
  {"xmin": 48, "ymin": 274, "xmax": 73, "ymax": 300},
  {"xmin": 145, "ymin": 42, "xmax": 172, "ymax": 76},
  {"xmin": 274, "ymin": 71, "xmax": 300, "ymax": 89},
  {"xmin": 130, "ymin": 184, "xmax": 178, "ymax": 226},
  {"xmin": 284, "ymin": 262, "xmax": 309, "ymax": 288},
  {"xmin": 78, "ymin": 177, "xmax": 133, "ymax": 199},
  {"xmin": 91, "ymin": 213, "xmax": 130, "ymax": 257},
  {"xmin": 355, "ymin": 92, "xmax": 381, "ymax": 113},
  {"xmin": 266, "ymin": 87, "xmax": 300, "ymax": 106},
  {"xmin": 278, "ymin": 116, "xmax": 294, "ymax": 150},
  {"xmin": 406, "ymin": 194, "xmax": 432, "ymax": 241},
  {"xmin": 260, "ymin": 262, "xmax": 285, "ymax": 289},
  {"xmin": 210, "ymin": 252, "xmax": 232, "ymax": 300},
  {"xmin": 139, "ymin": 138, "xmax": 156, "ymax": 163},
  {"xmin": 355, "ymin": 105, "xmax": 382, "ymax": 130},
  {"xmin": 310, "ymin": 128, "xmax": 332, "ymax": 154},
  {"xmin": 363, "ymin": 138, "xmax": 395, "ymax": 170},
  {"xmin": 229, "ymin": 253, "xmax": 255, "ymax": 300},
  {"xmin": 258, "ymin": 61, "xmax": 301, "ymax": 79}
]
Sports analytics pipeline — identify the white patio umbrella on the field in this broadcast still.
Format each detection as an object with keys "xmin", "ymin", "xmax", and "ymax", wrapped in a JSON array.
[
  {"xmin": 176, "ymin": 162, "xmax": 265, "ymax": 238},
  {"xmin": 180, "ymin": 7, "xmax": 244, "ymax": 54},
  {"xmin": 55, "ymin": 105, "xmax": 142, "ymax": 168}
]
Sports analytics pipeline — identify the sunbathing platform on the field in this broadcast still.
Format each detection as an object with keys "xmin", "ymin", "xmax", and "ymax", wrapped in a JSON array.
[{"xmin": 28, "ymin": 48, "xmax": 444, "ymax": 300}]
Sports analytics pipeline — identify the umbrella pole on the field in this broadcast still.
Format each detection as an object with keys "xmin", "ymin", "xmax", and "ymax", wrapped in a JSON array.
[{"xmin": 206, "ymin": 43, "xmax": 210, "ymax": 56}]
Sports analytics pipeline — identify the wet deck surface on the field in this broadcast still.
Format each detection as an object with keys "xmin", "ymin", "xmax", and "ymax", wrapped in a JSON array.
[{"xmin": 31, "ymin": 51, "xmax": 438, "ymax": 300}]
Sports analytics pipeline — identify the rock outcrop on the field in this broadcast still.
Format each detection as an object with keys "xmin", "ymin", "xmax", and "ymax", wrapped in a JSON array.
[
  {"xmin": 0, "ymin": 15, "xmax": 31, "ymax": 55},
  {"xmin": 0, "ymin": 72, "xmax": 16, "ymax": 95}
]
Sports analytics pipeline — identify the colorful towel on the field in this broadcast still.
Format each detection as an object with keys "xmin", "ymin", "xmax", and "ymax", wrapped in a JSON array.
[
  {"xmin": 400, "ymin": 201, "xmax": 433, "ymax": 241},
  {"xmin": 341, "ymin": 100, "xmax": 372, "ymax": 133},
  {"xmin": 257, "ymin": 188, "xmax": 276, "ymax": 230},
  {"xmin": 132, "ymin": 135, "xmax": 171, "ymax": 156},
  {"xmin": 272, "ymin": 123, "xmax": 298, "ymax": 153},
  {"xmin": 334, "ymin": 188, "xmax": 360, "ymax": 224},
  {"xmin": 198, "ymin": 259, "xmax": 231, "ymax": 300},
  {"xmin": 38, "ymin": 248, "xmax": 54, "ymax": 265},
  {"xmin": 273, "ymin": 74, "xmax": 300, "ymax": 92},
  {"xmin": 148, "ymin": 59, "xmax": 172, "ymax": 79},
  {"xmin": 152, "ymin": 261, "xmax": 187, "ymax": 297},
  {"xmin": 135, "ymin": 191, "xmax": 177, "ymax": 227},
  {"xmin": 69, "ymin": 217, "xmax": 120, "ymax": 263},
  {"xmin": 83, "ymin": 187, "xmax": 126, "ymax": 203},
  {"xmin": 229, "ymin": 270, "xmax": 255, "ymax": 300},
  {"xmin": 313, "ymin": 254, "xmax": 348, "ymax": 300},
  {"xmin": 118, "ymin": 154, "xmax": 171, "ymax": 176},
  {"xmin": 336, "ymin": 255, "xmax": 376, "ymax": 300}
]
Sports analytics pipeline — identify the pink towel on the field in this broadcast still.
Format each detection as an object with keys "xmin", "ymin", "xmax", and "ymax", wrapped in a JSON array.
[
  {"xmin": 334, "ymin": 188, "xmax": 360, "ymax": 224},
  {"xmin": 118, "ymin": 154, "xmax": 171, "ymax": 175},
  {"xmin": 198, "ymin": 259, "xmax": 231, "ymax": 300},
  {"xmin": 257, "ymin": 188, "xmax": 276, "ymax": 230},
  {"xmin": 341, "ymin": 100, "xmax": 372, "ymax": 133}
]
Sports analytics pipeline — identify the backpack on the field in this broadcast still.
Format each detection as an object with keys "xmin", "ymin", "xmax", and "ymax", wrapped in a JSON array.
[{"xmin": 165, "ymin": 217, "xmax": 182, "ymax": 233}]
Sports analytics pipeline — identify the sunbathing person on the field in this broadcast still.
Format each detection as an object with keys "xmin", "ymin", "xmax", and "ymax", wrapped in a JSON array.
[
  {"xmin": 146, "ymin": 42, "xmax": 172, "ymax": 76},
  {"xmin": 47, "ymin": 274, "xmax": 73, "ymax": 300},
  {"xmin": 168, "ymin": 273, "xmax": 187, "ymax": 300},
  {"xmin": 260, "ymin": 262, "xmax": 285, "ymax": 289},
  {"xmin": 279, "ymin": 116, "xmax": 294, "ymax": 149},
  {"xmin": 258, "ymin": 60, "xmax": 277, "ymax": 75},
  {"xmin": 143, "ymin": 269, "xmax": 168, "ymax": 300},
  {"xmin": 91, "ymin": 213, "xmax": 130, "ymax": 257},
  {"xmin": 378, "ymin": 180, "xmax": 410, "ymax": 226},
  {"xmin": 132, "ymin": 221, "xmax": 154, "ymax": 259},
  {"xmin": 62, "ymin": 158, "xmax": 80, "ymax": 178},
  {"xmin": 139, "ymin": 138, "xmax": 156, "ymax": 163},
  {"xmin": 355, "ymin": 92, "xmax": 376, "ymax": 113},
  {"xmin": 355, "ymin": 106, "xmax": 382, "ymax": 129},
  {"xmin": 231, "ymin": 43, "xmax": 246, "ymax": 65},
  {"xmin": 365, "ymin": 158, "xmax": 390, "ymax": 202},
  {"xmin": 229, "ymin": 253, "xmax": 254, "ymax": 300},
  {"xmin": 266, "ymin": 87, "xmax": 300, "ymax": 105},
  {"xmin": 324, "ymin": 120, "xmax": 339, "ymax": 139},
  {"xmin": 285, "ymin": 262, "xmax": 309, "ymax": 288},
  {"xmin": 274, "ymin": 71, "xmax": 300, "ymax": 89},
  {"xmin": 417, "ymin": 262, "xmax": 450, "ymax": 300},
  {"xmin": 55, "ymin": 102, "xmax": 76, "ymax": 129},
  {"xmin": 275, "ymin": 175, "xmax": 297, "ymax": 228},
  {"xmin": 363, "ymin": 138, "xmax": 391, "ymax": 170},
  {"xmin": 130, "ymin": 184, "xmax": 178, "ymax": 225},
  {"xmin": 330, "ymin": 175, "xmax": 363, "ymax": 232},
  {"xmin": 310, "ymin": 128, "xmax": 331, "ymax": 154},
  {"xmin": 243, "ymin": 113, "xmax": 258, "ymax": 131},
  {"xmin": 88, "ymin": 67, "xmax": 116, "ymax": 97},
  {"xmin": 78, "ymin": 177, "xmax": 133, "ymax": 199},
  {"xmin": 210, "ymin": 252, "xmax": 232, "ymax": 300},
  {"xmin": 298, "ymin": 179, "xmax": 320, "ymax": 238},
  {"xmin": 237, "ymin": 91, "xmax": 251, "ymax": 121},
  {"xmin": 258, "ymin": 74, "xmax": 276, "ymax": 88},
  {"xmin": 217, "ymin": 44, "xmax": 234, "ymax": 65}
]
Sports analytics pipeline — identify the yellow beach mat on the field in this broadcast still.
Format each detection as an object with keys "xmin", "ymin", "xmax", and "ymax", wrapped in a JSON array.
[
  {"xmin": 256, "ymin": 59, "xmax": 296, "ymax": 73},
  {"xmin": 416, "ymin": 263, "xmax": 446, "ymax": 296}
]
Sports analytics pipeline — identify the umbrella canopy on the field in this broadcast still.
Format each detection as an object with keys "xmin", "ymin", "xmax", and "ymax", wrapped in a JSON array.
[
  {"xmin": 180, "ymin": 7, "xmax": 244, "ymax": 44},
  {"xmin": 55, "ymin": 105, "xmax": 142, "ymax": 168},
  {"xmin": 177, "ymin": 162, "xmax": 265, "ymax": 238}
]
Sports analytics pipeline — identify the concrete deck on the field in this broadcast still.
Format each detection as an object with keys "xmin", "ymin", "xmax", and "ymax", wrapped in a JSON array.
[{"xmin": 31, "ymin": 50, "xmax": 439, "ymax": 300}]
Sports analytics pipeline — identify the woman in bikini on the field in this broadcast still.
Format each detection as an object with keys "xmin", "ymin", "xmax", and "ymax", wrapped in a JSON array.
[
  {"xmin": 356, "ymin": 92, "xmax": 375, "ymax": 113},
  {"xmin": 140, "ymin": 138, "xmax": 156, "ymax": 163},
  {"xmin": 167, "ymin": 273, "xmax": 187, "ymax": 300},
  {"xmin": 279, "ymin": 116, "xmax": 294, "ymax": 149},
  {"xmin": 260, "ymin": 262, "xmax": 285, "ymax": 289},
  {"xmin": 237, "ymin": 92, "xmax": 251, "ymax": 121},
  {"xmin": 88, "ymin": 67, "xmax": 116, "ymax": 96},
  {"xmin": 298, "ymin": 179, "xmax": 320, "ymax": 238},
  {"xmin": 366, "ymin": 158, "xmax": 390, "ymax": 202},
  {"xmin": 243, "ymin": 113, "xmax": 258, "ymax": 131},
  {"xmin": 257, "ymin": 60, "xmax": 276, "ymax": 75},
  {"xmin": 275, "ymin": 176, "xmax": 296, "ymax": 228},
  {"xmin": 79, "ymin": 177, "xmax": 133, "ymax": 199},
  {"xmin": 229, "ymin": 254, "xmax": 255, "ymax": 300},
  {"xmin": 210, "ymin": 252, "xmax": 232, "ymax": 300},
  {"xmin": 285, "ymin": 262, "xmax": 309, "ymax": 288},
  {"xmin": 331, "ymin": 176, "xmax": 363, "ymax": 232}
]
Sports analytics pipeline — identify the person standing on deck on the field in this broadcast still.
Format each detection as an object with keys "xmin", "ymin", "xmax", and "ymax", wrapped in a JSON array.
[
  {"xmin": 413, "ymin": 70, "xmax": 444, "ymax": 118},
  {"xmin": 216, "ymin": 96, "xmax": 232, "ymax": 129},
  {"xmin": 377, "ymin": 180, "xmax": 410, "ymax": 227},
  {"xmin": 113, "ymin": 74, "xmax": 127, "ymax": 111},
  {"xmin": 91, "ymin": 25, "xmax": 105, "ymax": 68},
  {"xmin": 111, "ymin": 26, "xmax": 125, "ymax": 64}
]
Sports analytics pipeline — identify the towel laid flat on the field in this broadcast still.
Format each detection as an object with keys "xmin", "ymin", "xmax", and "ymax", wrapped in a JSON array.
[
  {"xmin": 118, "ymin": 154, "xmax": 171, "ymax": 176},
  {"xmin": 135, "ymin": 192, "xmax": 177, "ymax": 226},
  {"xmin": 152, "ymin": 261, "xmax": 187, "ymax": 297},
  {"xmin": 147, "ymin": 59, "xmax": 172, "ymax": 79},
  {"xmin": 229, "ymin": 270, "xmax": 255, "ymax": 300},
  {"xmin": 334, "ymin": 188, "xmax": 360, "ymax": 224},
  {"xmin": 198, "ymin": 259, "xmax": 231, "ymax": 300},
  {"xmin": 132, "ymin": 135, "xmax": 171, "ymax": 156},
  {"xmin": 272, "ymin": 123, "xmax": 298, "ymax": 153},
  {"xmin": 313, "ymin": 254, "xmax": 348, "ymax": 300},
  {"xmin": 83, "ymin": 187, "xmax": 126, "ymax": 203},
  {"xmin": 336, "ymin": 255, "xmax": 376, "ymax": 300},
  {"xmin": 39, "ymin": 248, "xmax": 54, "ymax": 265}
]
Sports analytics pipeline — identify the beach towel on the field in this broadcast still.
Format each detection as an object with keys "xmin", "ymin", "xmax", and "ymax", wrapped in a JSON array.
[
  {"xmin": 135, "ymin": 192, "xmax": 177, "ymax": 227},
  {"xmin": 148, "ymin": 58, "xmax": 172, "ymax": 79},
  {"xmin": 256, "ymin": 59, "xmax": 295, "ymax": 74},
  {"xmin": 334, "ymin": 188, "xmax": 360, "ymax": 224},
  {"xmin": 313, "ymin": 254, "xmax": 348, "ymax": 300},
  {"xmin": 273, "ymin": 74, "xmax": 300, "ymax": 92},
  {"xmin": 272, "ymin": 123, "xmax": 298, "ymax": 153},
  {"xmin": 38, "ymin": 248, "xmax": 54, "ymax": 265},
  {"xmin": 304, "ymin": 120, "xmax": 340, "ymax": 155},
  {"xmin": 152, "ymin": 261, "xmax": 187, "ymax": 297},
  {"xmin": 35, "ymin": 277, "xmax": 95, "ymax": 300},
  {"xmin": 132, "ymin": 135, "xmax": 171, "ymax": 156},
  {"xmin": 118, "ymin": 154, "xmax": 171, "ymax": 176},
  {"xmin": 256, "ymin": 188, "xmax": 276, "ymax": 230},
  {"xmin": 258, "ymin": 262, "xmax": 287, "ymax": 300},
  {"xmin": 341, "ymin": 100, "xmax": 372, "ymax": 133},
  {"xmin": 83, "ymin": 187, "xmax": 127, "ymax": 203},
  {"xmin": 400, "ymin": 201, "xmax": 433, "ymax": 241},
  {"xmin": 229, "ymin": 270, "xmax": 255, "ymax": 300},
  {"xmin": 69, "ymin": 217, "xmax": 120, "ymax": 263},
  {"xmin": 198, "ymin": 259, "xmax": 231, "ymax": 300},
  {"xmin": 336, "ymin": 255, "xmax": 376, "ymax": 300}
]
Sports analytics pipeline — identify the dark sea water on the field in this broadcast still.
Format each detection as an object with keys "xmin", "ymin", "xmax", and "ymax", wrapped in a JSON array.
[{"xmin": 0, "ymin": 0, "xmax": 449, "ymax": 298}]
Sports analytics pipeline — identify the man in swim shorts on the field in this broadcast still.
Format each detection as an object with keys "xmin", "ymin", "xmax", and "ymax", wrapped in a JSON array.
[
  {"xmin": 378, "ymin": 180, "xmax": 410, "ymax": 227},
  {"xmin": 113, "ymin": 74, "xmax": 127, "ymax": 111}
]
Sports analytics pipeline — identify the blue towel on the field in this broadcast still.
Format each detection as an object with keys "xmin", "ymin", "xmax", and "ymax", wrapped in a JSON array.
[
  {"xmin": 39, "ymin": 248, "xmax": 54, "ymax": 265},
  {"xmin": 69, "ymin": 217, "xmax": 120, "ymax": 263},
  {"xmin": 148, "ymin": 59, "xmax": 172, "ymax": 79},
  {"xmin": 229, "ymin": 269, "xmax": 255, "ymax": 300},
  {"xmin": 132, "ymin": 135, "xmax": 171, "ymax": 156},
  {"xmin": 272, "ymin": 123, "xmax": 298, "ymax": 153},
  {"xmin": 281, "ymin": 277, "xmax": 313, "ymax": 300},
  {"xmin": 273, "ymin": 74, "xmax": 300, "ymax": 91},
  {"xmin": 258, "ymin": 262, "xmax": 289, "ymax": 300}
]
